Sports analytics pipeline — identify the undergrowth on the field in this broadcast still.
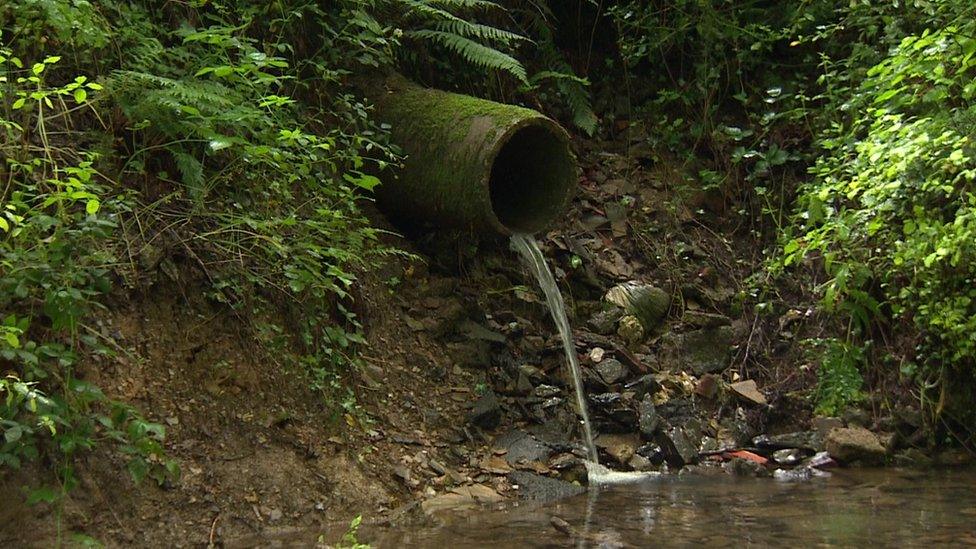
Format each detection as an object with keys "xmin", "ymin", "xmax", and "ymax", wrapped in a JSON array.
[
  {"xmin": 603, "ymin": 0, "xmax": 976, "ymax": 439},
  {"xmin": 0, "ymin": 0, "xmax": 599, "ymax": 510}
]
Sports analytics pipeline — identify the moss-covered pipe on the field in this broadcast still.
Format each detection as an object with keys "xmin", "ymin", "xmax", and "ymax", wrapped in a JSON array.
[{"xmin": 370, "ymin": 78, "xmax": 577, "ymax": 235}]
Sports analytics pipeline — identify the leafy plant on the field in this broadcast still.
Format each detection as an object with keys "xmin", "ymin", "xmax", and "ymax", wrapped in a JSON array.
[
  {"xmin": 808, "ymin": 338, "xmax": 865, "ymax": 416},
  {"xmin": 775, "ymin": 3, "xmax": 976, "ymax": 424}
]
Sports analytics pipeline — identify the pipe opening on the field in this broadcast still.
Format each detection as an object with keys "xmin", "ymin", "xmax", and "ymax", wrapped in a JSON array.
[{"xmin": 489, "ymin": 123, "xmax": 576, "ymax": 234}]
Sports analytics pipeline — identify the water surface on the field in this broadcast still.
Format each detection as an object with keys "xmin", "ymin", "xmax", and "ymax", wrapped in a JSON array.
[{"xmin": 372, "ymin": 468, "xmax": 976, "ymax": 547}]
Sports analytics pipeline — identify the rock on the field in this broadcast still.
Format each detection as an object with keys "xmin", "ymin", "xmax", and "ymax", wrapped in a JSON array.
[
  {"xmin": 628, "ymin": 454, "xmax": 656, "ymax": 472},
  {"xmin": 807, "ymin": 451, "xmax": 837, "ymax": 469},
  {"xmin": 682, "ymin": 311, "xmax": 732, "ymax": 328},
  {"xmin": 625, "ymin": 374, "xmax": 661, "ymax": 400},
  {"xmin": 812, "ymin": 416, "xmax": 844, "ymax": 434},
  {"xmin": 694, "ymin": 374, "xmax": 720, "ymax": 399},
  {"xmin": 588, "ymin": 347, "xmax": 606, "ymax": 363},
  {"xmin": 518, "ymin": 364, "xmax": 544, "ymax": 380},
  {"xmin": 661, "ymin": 326, "xmax": 733, "ymax": 375},
  {"xmin": 590, "ymin": 392, "xmax": 621, "ymax": 407},
  {"xmin": 605, "ymin": 282, "xmax": 671, "ymax": 330},
  {"xmin": 595, "ymin": 358, "xmax": 628, "ymax": 385},
  {"xmin": 636, "ymin": 442, "xmax": 666, "ymax": 465},
  {"xmin": 772, "ymin": 448, "xmax": 804, "ymax": 465},
  {"xmin": 595, "ymin": 433, "xmax": 639, "ymax": 466},
  {"xmin": 729, "ymin": 380, "xmax": 767, "ymax": 406},
  {"xmin": 460, "ymin": 321, "xmax": 507, "ymax": 344},
  {"xmin": 728, "ymin": 457, "xmax": 770, "ymax": 478},
  {"xmin": 753, "ymin": 431, "xmax": 823, "ymax": 452},
  {"xmin": 638, "ymin": 395, "xmax": 660, "ymax": 437},
  {"xmin": 841, "ymin": 408, "xmax": 871, "ymax": 428},
  {"xmin": 773, "ymin": 468, "xmax": 814, "ymax": 482},
  {"xmin": 617, "ymin": 315, "xmax": 645, "ymax": 344},
  {"xmin": 825, "ymin": 426, "xmax": 886, "ymax": 465},
  {"xmin": 514, "ymin": 373, "xmax": 534, "ymax": 395},
  {"xmin": 494, "ymin": 430, "xmax": 552, "ymax": 464},
  {"xmin": 422, "ymin": 484, "xmax": 504, "ymax": 515},
  {"xmin": 467, "ymin": 391, "xmax": 501, "ymax": 429},
  {"xmin": 587, "ymin": 307, "xmax": 624, "ymax": 335},
  {"xmin": 480, "ymin": 455, "xmax": 513, "ymax": 474},
  {"xmin": 533, "ymin": 385, "xmax": 561, "ymax": 398},
  {"xmin": 657, "ymin": 427, "xmax": 698, "ymax": 467},
  {"xmin": 509, "ymin": 471, "xmax": 585, "ymax": 501}
]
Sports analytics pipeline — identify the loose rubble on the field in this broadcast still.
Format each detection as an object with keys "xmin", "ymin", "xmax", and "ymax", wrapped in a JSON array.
[{"xmin": 390, "ymin": 141, "xmax": 932, "ymax": 519}]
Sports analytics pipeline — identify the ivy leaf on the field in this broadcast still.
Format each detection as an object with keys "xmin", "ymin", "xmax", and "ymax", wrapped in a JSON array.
[
  {"xmin": 73, "ymin": 88, "xmax": 87, "ymax": 103},
  {"xmin": 86, "ymin": 199, "xmax": 100, "ymax": 215}
]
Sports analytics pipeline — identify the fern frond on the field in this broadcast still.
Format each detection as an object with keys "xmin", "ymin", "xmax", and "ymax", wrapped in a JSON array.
[
  {"xmin": 172, "ymin": 149, "xmax": 206, "ymax": 203},
  {"xmin": 398, "ymin": 0, "xmax": 468, "ymax": 23},
  {"xmin": 432, "ymin": 20, "xmax": 527, "ymax": 45},
  {"xmin": 407, "ymin": 30, "xmax": 527, "ymax": 83},
  {"xmin": 426, "ymin": 0, "xmax": 502, "ymax": 11},
  {"xmin": 559, "ymin": 79, "xmax": 598, "ymax": 136},
  {"xmin": 530, "ymin": 70, "xmax": 598, "ymax": 135}
]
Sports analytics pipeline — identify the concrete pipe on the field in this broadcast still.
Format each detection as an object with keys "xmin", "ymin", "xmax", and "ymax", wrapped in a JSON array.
[{"xmin": 370, "ymin": 77, "xmax": 578, "ymax": 235}]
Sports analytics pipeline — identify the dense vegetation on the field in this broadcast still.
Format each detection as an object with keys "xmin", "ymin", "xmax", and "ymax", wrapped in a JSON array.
[{"xmin": 1, "ymin": 0, "xmax": 973, "ymax": 507}]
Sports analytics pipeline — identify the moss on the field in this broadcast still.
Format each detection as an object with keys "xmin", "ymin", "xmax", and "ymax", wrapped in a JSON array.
[{"xmin": 370, "ymin": 78, "xmax": 576, "ymax": 234}]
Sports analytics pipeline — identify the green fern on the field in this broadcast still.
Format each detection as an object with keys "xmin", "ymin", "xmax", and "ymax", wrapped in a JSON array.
[
  {"xmin": 425, "ymin": 0, "xmax": 502, "ymax": 10},
  {"xmin": 407, "ymin": 29, "xmax": 528, "ymax": 83},
  {"xmin": 432, "ymin": 20, "xmax": 527, "ymax": 45},
  {"xmin": 519, "ymin": 5, "xmax": 599, "ymax": 135},
  {"xmin": 172, "ymin": 149, "xmax": 205, "ymax": 203},
  {"xmin": 396, "ymin": 0, "xmax": 528, "ymax": 83},
  {"xmin": 532, "ymin": 70, "xmax": 598, "ymax": 135}
]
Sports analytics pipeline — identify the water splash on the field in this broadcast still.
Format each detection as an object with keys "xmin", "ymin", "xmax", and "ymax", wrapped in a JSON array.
[
  {"xmin": 584, "ymin": 460, "xmax": 659, "ymax": 485},
  {"xmin": 510, "ymin": 233, "xmax": 598, "ymax": 463}
]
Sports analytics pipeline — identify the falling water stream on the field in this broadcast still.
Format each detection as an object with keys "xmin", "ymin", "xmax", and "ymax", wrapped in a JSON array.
[{"xmin": 510, "ymin": 233, "xmax": 599, "ymax": 464}]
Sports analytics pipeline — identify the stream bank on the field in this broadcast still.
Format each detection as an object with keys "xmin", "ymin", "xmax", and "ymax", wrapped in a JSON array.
[{"xmin": 1, "ymin": 134, "xmax": 969, "ymax": 547}]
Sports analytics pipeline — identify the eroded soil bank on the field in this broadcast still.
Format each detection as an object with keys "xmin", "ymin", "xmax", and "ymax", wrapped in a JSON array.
[{"xmin": 1, "ymin": 134, "xmax": 969, "ymax": 547}]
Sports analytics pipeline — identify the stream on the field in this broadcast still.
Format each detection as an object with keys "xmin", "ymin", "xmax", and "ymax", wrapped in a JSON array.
[{"xmin": 371, "ymin": 468, "xmax": 976, "ymax": 547}]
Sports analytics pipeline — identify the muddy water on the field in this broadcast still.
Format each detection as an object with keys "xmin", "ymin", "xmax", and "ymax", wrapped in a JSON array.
[
  {"xmin": 368, "ymin": 468, "xmax": 976, "ymax": 547},
  {"xmin": 511, "ymin": 233, "xmax": 598, "ymax": 463}
]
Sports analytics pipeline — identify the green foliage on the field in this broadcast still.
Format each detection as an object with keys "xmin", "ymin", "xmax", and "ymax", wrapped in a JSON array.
[
  {"xmin": 606, "ymin": 0, "xmax": 793, "ymax": 155},
  {"xmin": 391, "ymin": 0, "xmax": 597, "ymax": 135},
  {"xmin": 808, "ymin": 339, "xmax": 865, "ymax": 416},
  {"xmin": 0, "ymin": 0, "xmax": 404, "ymax": 500},
  {"xmin": 395, "ymin": 0, "xmax": 529, "ymax": 83},
  {"xmin": 516, "ymin": 2, "xmax": 598, "ymax": 136},
  {"xmin": 408, "ymin": 29, "xmax": 527, "ymax": 83},
  {"xmin": 776, "ymin": 4, "xmax": 976, "ymax": 419},
  {"xmin": 0, "ymin": 31, "xmax": 178, "ymax": 497},
  {"xmin": 337, "ymin": 514, "xmax": 370, "ymax": 549}
]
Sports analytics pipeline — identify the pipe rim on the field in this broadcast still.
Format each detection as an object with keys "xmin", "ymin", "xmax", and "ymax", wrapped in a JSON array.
[{"xmin": 484, "ymin": 115, "xmax": 578, "ymax": 235}]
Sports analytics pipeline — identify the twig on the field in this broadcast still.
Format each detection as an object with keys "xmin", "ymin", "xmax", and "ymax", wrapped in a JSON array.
[{"xmin": 208, "ymin": 514, "xmax": 220, "ymax": 548}]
